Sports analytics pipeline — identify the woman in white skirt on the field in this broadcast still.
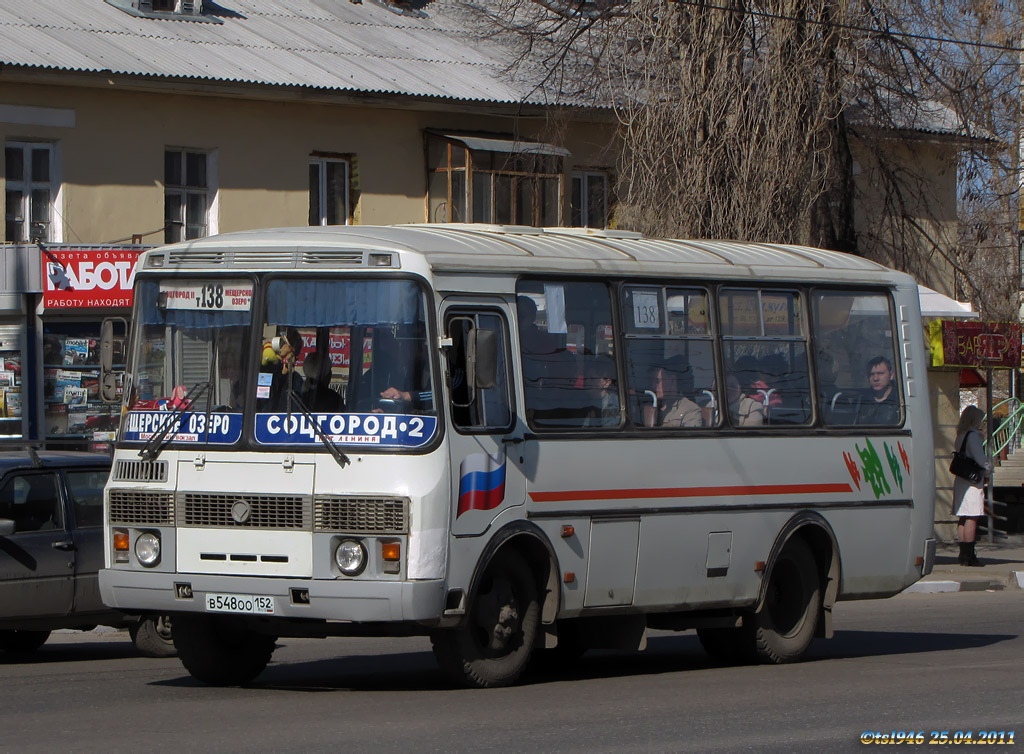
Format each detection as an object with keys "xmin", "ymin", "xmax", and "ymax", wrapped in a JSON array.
[{"xmin": 951, "ymin": 405, "xmax": 991, "ymax": 566}]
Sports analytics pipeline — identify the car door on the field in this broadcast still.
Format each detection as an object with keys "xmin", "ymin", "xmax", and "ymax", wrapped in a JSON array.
[
  {"xmin": 63, "ymin": 467, "xmax": 111, "ymax": 615},
  {"xmin": 0, "ymin": 471, "xmax": 74, "ymax": 620}
]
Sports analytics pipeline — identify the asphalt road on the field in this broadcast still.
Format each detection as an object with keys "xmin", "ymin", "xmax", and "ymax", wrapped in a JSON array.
[{"xmin": 2, "ymin": 591, "xmax": 1021, "ymax": 753}]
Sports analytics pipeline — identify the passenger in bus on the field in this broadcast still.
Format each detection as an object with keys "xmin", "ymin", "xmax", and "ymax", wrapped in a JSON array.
[
  {"xmin": 584, "ymin": 359, "xmax": 620, "ymax": 427},
  {"xmin": 300, "ymin": 350, "xmax": 344, "ymax": 414},
  {"xmin": 859, "ymin": 355, "xmax": 899, "ymax": 425},
  {"xmin": 734, "ymin": 354, "xmax": 782, "ymax": 409},
  {"xmin": 260, "ymin": 327, "xmax": 304, "ymax": 412},
  {"xmin": 645, "ymin": 359, "xmax": 702, "ymax": 428},
  {"xmin": 725, "ymin": 373, "xmax": 765, "ymax": 426}
]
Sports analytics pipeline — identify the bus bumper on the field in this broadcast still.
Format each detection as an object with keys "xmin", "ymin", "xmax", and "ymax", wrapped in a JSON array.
[{"xmin": 99, "ymin": 568, "xmax": 445, "ymax": 623}]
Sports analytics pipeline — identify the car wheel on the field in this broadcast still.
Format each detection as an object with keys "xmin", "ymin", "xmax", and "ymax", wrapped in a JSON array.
[
  {"xmin": 130, "ymin": 615, "xmax": 177, "ymax": 658},
  {"xmin": 0, "ymin": 629, "xmax": 52, "ymax": 653}
]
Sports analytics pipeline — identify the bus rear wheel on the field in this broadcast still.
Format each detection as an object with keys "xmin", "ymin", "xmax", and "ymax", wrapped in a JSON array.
[
  {"xmin": 431, "ymin": 549, "xmax": 540, "ymax": 688},
  {"xmin": 173, "ymin": 614, "xmax": 276, "ymax": 686},
  {"xmin": 752, "ymin": 537, "xmax": 821, "ymax": 664}
]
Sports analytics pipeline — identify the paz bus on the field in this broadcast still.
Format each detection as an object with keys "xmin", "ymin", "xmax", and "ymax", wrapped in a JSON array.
[{"xmin": 99, "ymin": 224, "xmax": 935, "ymax": 688}]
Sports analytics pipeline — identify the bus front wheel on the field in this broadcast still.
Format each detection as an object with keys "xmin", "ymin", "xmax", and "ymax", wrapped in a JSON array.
[
  {"xmin": 173, "ymin": 614, "xmax": 276, "ymax": 686},
  {"xmin": 431, "ymin": 549, "xmax": 540, "ymax": 688},
  {"xmin": 752, "ymin": 537, "xmax": 821, "ymax": 664}
]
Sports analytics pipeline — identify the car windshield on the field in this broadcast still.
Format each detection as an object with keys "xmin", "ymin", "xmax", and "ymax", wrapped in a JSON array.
[{"xmin": 254, "ymin": 278, "xmax": 437, "ymax": 449}]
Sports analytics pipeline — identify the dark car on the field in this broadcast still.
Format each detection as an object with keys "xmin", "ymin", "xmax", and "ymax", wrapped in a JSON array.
[{"xmin": 0, "ymin": 450, "xmax": 174, "ymax": 656}]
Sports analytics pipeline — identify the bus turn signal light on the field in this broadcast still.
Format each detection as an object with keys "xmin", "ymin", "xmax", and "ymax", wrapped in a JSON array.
[
  {"xmin": 561, "ymin": 525, "xmax": 574, "ymax": 538},
  {"xmin": 113, "ymin": 529, "xmax": 129, "ymax": 551},
  {"xmin": 382, "ymin": 543, "xmax": 401, "ymax": 561}
]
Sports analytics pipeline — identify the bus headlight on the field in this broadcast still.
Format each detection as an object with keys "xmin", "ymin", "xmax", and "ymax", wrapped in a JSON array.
[
  {"xmin": 135, "ymin": 532, "xmax": 161, "ymax": 567},
  {"xmin": 334, "ymin": 539, "xmax": 367, "ymax": 577}
]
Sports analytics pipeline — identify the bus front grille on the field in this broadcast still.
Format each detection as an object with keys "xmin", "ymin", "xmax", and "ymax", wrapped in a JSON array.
[
  {"xmin": 109, "ymin": 490, "xmax": 175, "ymax": 525},
  {"xmin": 314, "ymin": 496, "xmax": 408, "ymax": 534},
  {"xmin": 112, "ymin": 459, "xmax": 168, "ymax": 483},
  {"xmin": 181, "ymin": 493, "xmax": 308, "ymax": 529}
]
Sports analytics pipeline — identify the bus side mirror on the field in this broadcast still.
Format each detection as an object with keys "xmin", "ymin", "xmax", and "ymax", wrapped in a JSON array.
[
  {"xmin": 469, "ymin": 328, "xmax": 497, "ymax": 390},
  {"xmin": 99, "ymin": 317, "xmax": 126, "ymax": 403}
]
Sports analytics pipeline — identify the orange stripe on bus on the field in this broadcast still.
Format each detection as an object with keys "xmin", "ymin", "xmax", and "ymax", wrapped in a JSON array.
[{"xmin": 529, "ymin": 482, "xmax": 854, "ymax": 503}]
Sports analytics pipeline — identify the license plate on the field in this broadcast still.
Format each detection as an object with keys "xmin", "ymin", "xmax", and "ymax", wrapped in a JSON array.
[{"xmin": 205, "ymin": 593, "xmax": 275, "ymax": 615}]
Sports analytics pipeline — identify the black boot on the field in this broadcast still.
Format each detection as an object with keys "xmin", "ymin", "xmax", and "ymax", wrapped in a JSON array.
[
  {"xmin": 958, "ymin": 542, "xmax": 970, "ymax": 566},
  {"xmin": 965, "ymin": 542, "xmax": 982, "ymax": 567}
]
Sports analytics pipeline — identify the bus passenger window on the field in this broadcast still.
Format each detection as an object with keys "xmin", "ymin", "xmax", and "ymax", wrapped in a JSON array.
[
  {"xmin": 622, "ymin": 286, "xmax": 715, "ymax": 429},
  {"xmin": 812, "ymin": 291, "xmax": 902, "ymax": 427},
  {"xmin": 517, "ymin": 281, "xmax": 614, "ymax": 429},
  {"xmin": 720, "ymin": 289, "xmax": 811, "ymax": 427}
]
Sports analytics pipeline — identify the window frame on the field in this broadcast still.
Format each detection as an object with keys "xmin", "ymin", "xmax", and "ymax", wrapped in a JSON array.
[
  {"xmin": 308, "ymin": 155, "xmax": 352, "ymax": 227},
  {"xmin": 4, "ymin": 140, "xmax": 59, "ymax": 243},
  {"xmin": 570, "ymin": 169, "xmax": 610, "ymax": 229},
  {"xmin": 426, "ymin": 135, "xmax": 564, "ymax": 226},
  {"xmin": 164, "ymin": 147, "xmax": 216, "ymax": 244}
]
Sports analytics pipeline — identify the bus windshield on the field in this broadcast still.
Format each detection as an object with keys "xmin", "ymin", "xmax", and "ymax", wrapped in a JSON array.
[
  {"xmin": 253, "ymin": 278, "xmax": 437, "ymax": 449},
  {"xmin": 121, "ymin": 276, "xmax": 437, "ymax": 450},
  {"xmin": 123, "ymin": 278, "xmax": 252, "ymax": 446}
]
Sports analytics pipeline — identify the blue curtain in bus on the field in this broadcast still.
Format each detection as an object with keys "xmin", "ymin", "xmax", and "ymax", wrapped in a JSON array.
[
  {"xmin": 266, "ymin": 280, "xmax": 423, "ymax": 326},
  {"xmin": 136, "ymin": 282, "xmax": 252, "ymax": 328}
]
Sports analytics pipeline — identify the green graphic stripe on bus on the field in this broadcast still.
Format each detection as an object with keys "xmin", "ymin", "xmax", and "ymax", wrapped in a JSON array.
[{"xmin": 529, "ymin": 482, "xmax": 853, "ymax": 504}]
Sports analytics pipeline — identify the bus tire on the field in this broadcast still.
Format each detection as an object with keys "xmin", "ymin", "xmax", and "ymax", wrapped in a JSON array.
[
  {"xmin": 130, "ymin": 614, "xmax": 177, "ymax": 658},
  {"xmin": 0, "ymin": 629, "xmax": 51, "ymax": 653},
  {"xmin": 173, "ymin": 614, "xmax": 276, "ymax": 686},
  {"xmin": 430, "ymin": 549, "xmax": 540, "ymax": 688},
  {"xmin": 752, "ymin": 537, "xmax": 821, "ymax": 664}
]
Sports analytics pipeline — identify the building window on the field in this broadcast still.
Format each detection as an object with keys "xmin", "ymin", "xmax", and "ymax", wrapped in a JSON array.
[
  {"xmin": 426, "ymin": 134, "xmax": 565, "ymax": 226},
  {"xmin": 571, "ymin": 170, "xmax": 609, "ymax": 228},
  {"xmin": 309, "ymin": 157, "xmax": 351, "ymax": 226},
  {"xmin": 164, "ymin": 149, "xmax": 211, "ymax": 243},
  {"xmin": 5, "ymin": 141, "xmax": 56, "ymax": 243}
]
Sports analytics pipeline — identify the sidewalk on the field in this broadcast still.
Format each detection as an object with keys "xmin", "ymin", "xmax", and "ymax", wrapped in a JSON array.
[{"xmin": 904, "ymin": 536, "xmax": 1024, "ymax": 593}]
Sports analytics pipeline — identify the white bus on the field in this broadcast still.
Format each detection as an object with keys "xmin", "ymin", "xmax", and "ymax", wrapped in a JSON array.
[{"xmin": 99, "ymin": 224, "xmax": 936, "ymax": 688}]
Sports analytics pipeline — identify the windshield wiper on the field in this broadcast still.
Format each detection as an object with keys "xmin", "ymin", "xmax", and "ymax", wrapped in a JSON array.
[
  {"xmin": 138, "ymin": 381, "xmax": 211, "ymax": 461},
  {"xmin": 288, "ymin": 389, "xmax": 351, "ymax": 469}
]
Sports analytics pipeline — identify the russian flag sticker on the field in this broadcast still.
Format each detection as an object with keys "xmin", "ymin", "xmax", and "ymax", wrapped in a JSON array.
[{"xmin": 457, "ymin": 451, "xmax": 507, "ymax": 517}]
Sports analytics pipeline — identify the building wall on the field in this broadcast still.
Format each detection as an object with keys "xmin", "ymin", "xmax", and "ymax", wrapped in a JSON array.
[
  {"xmin": 851, "ymin": 135, "xmax": 959, "ymax": 296},
  {"xmin": 1, "ymin": 81, "xmax": 616, "ymax": 243}
]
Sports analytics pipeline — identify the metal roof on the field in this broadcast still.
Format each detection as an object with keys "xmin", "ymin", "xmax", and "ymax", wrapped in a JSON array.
[
  {"xmin": 0, "ymin": 0, "xmax": 549, "ymax": 104},
  {"xmin": 141, "ymin": 224, "xmax": 910, "ymax": 286}
]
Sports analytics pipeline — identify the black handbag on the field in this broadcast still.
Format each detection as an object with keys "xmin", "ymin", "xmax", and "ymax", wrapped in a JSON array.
[{"xmin": 949, "ymin": 432, "xmax": 985, "ymax": 483}]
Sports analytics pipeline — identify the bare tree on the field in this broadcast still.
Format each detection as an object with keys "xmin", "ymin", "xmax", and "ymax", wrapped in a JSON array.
[{"xmin": 457, "ymin": 0, "xmax": 1022, "ymax": 315}]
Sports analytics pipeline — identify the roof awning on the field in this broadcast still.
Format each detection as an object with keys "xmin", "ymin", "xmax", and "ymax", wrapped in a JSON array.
[
  {"xmin": 918, "ymin": 284, "xmax": 978, "ymax": 319},
  {"xmin": 432, "ymin": 132, "xmax": 571, "ymax": 157}
]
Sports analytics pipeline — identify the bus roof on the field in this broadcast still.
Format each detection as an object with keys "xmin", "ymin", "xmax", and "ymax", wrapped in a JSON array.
[{"xmin": 140, "ymin": 225, "xmax": 910, "ymax": 286}]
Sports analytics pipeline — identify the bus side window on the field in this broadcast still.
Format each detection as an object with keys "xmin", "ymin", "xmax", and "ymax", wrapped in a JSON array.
[
  {"xmin": 517, "ymin": 281, "xmax": 613, "ymax": 430},
  {"xmin": 812, "ymin": 290, "xmax": 902, "ymax": 427},
  {"xmin": 446, "ymin": 311, "xmax": 512, "ymax": 432}
]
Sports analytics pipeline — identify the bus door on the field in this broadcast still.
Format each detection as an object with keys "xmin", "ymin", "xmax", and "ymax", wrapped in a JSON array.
[{"xmin": 443, "ymin": 303, "xmax": 527, "ymax": 537}]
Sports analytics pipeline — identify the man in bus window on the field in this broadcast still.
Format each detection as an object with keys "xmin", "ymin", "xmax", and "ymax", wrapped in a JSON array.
[{"xmin": 859, "ymin": 355, "xmax": 899, "ymax": 425}]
